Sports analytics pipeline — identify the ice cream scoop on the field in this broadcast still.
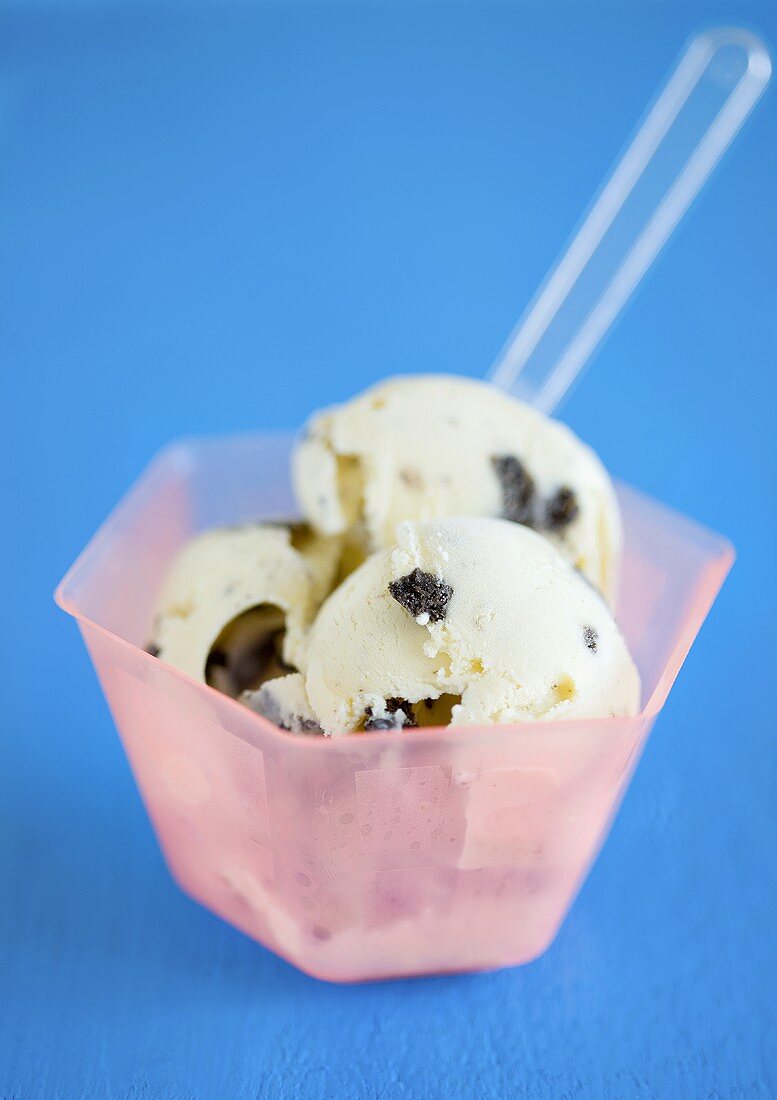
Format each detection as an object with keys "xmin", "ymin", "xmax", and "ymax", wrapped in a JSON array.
[
  {"xmin": 151, "ymin": 523, "xmax": 339, "ymax": 695},
  {"xmin": 293, "ymin": 374, "xmax": 621, "ymax": 602},
  {"xmin": 304, "ymin": 516, "xmax": 640, "ymax": 736}
]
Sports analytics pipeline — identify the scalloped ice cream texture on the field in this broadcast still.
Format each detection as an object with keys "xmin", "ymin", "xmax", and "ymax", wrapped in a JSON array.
[
  {"xmin": 304, "ymin": 517, "xmax": 640, "ymax": 736},
  {"xmin": 293, "ymin": 374, "xmax": 623, "ymax": 604},
  {"xmin": 152, "ymin": 523, "xmax": 340, "ymax": 696}
]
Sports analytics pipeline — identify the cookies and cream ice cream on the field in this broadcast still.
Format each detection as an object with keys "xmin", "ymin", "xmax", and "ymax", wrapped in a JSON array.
[
  {"xmin": 242, "ymin": 673, "xmax": 322, "ymax": 735},
  {"xmin": 293, "ymin": 374, "xmax": 622, "ymax": 602},
  {"xmin": 150, "ymin": 375, "xmax": 639, "ymax": 734},
  {"xmin": 304, "ymin": 517, "xmax": 640, "ymax": 735},
  {"xmin": 151, "ymin": 523, "xmax": 338, "ymax": 696}
]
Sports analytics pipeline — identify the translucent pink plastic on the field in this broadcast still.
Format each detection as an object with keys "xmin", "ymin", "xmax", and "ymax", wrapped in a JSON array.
[{"xmin": 55, "ymin": 434, "xmax": 733, "ymax": 983}]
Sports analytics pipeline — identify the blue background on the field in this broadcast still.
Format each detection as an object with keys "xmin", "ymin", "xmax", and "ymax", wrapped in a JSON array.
[{"xmin": 3, "ymin": 2, "xmax": 776, "ymax": 1097}]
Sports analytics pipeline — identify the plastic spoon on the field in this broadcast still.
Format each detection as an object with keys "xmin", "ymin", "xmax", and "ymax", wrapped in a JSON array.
[{"xmin": 489, "ymin": 26, "xmax": 771, "ymax": 413}]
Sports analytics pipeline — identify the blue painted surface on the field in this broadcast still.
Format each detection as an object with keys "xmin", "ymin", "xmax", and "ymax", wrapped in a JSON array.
[{"xmin": 2, "ymin": 2, "xmax": 776, "ymax": 1096}]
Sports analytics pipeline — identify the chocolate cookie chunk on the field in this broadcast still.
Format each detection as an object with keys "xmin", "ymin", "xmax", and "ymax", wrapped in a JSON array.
[
  {"xmin": 545, "ymin": 486, "xmax": 579, "ymax": 531},
  {"xmin": 296, "ymin": 717, "xmax": 325, "ymax": 734},
  {"xmin": 248, "ymin": 684, "xmax": 324, "ymax": 736},
  {"xmin": 389, "ymin": 569, "xmax": 453, "ymax": 622},
  {"xmin": 364, "ymin": 697, "xmax": 418, "ymax": 731},
  {"xmin": 491, "ymin": 455, "xmax": 536, "ymax": 526},
  {"xmin": 583, "ymin": 625, "xmax": 598, "ymax": 652}
]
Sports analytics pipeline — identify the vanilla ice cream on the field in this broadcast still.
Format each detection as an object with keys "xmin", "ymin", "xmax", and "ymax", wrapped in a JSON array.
[
  {"xmin": 152, "ymin": 523, "xmax": 339, "ymax": 696},
  {"xmin": 304, "ymin": 517, "xmax": 640, "ymax": 735},
  {"xmin": 242, "ymin": 672, "xmax": 322, "ymax": 735},
  {"xmin": 293, "ymin": 374, "xmax": 622, "ymax": 602}
]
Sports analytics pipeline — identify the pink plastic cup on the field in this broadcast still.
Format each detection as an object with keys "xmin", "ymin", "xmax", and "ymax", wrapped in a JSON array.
[{"xmin": 55, "ymin": 434, "xmax": 733, "ymax": 983}]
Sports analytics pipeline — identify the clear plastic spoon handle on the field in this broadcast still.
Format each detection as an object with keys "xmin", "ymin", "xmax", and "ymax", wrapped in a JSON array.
[{"xmin": 488, "ymin": 27, "xmax": 771, "ymax": 413}]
